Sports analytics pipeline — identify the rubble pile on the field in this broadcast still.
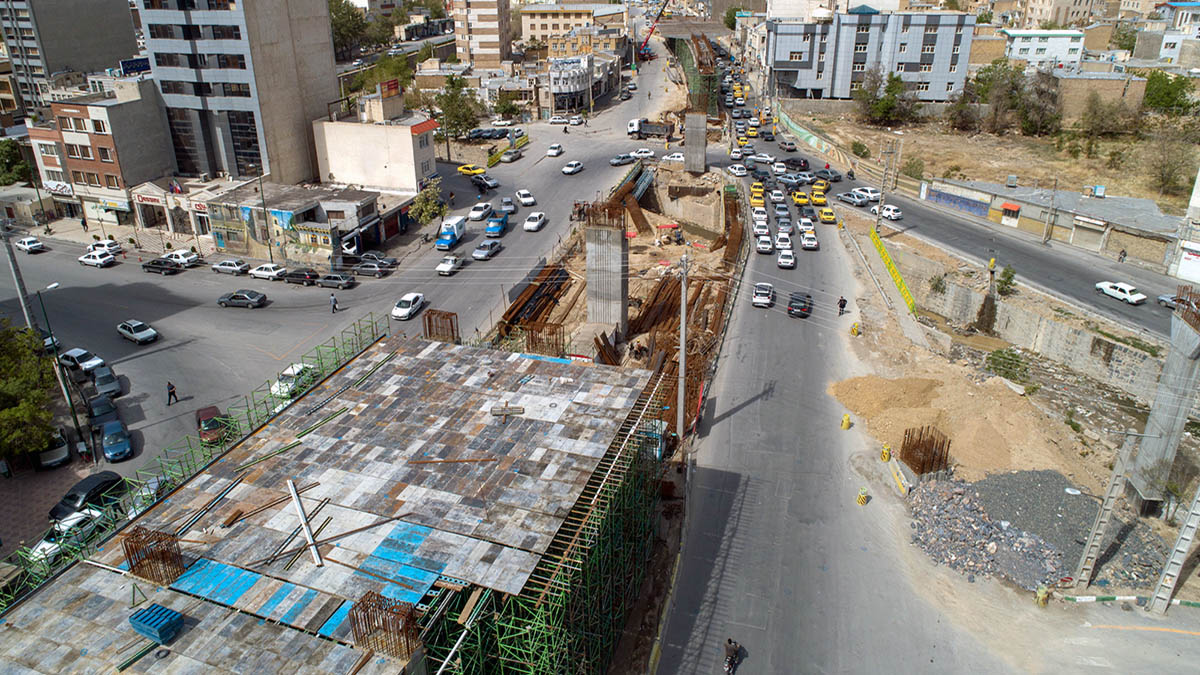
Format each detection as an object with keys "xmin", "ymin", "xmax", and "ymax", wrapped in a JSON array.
[{"xmin": 909, "ymin": 479, "xmax": 1066, "ymax": 590}]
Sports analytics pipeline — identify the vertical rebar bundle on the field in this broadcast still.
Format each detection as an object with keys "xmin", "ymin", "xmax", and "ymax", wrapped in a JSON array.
[
  {"xmin": 121, "ymin": 527, "xmax": 185, "ymax": 586},
  {"xmin": 350, "ymin": 591, "xmax": 421, "ymax": 661},
  {"xmin": 423, "ymin": 309, "xmax": 461, "ymax": 344},
  {"xmin": 900, "ymin": 426, "xmax": 952, "ymax": 476}
]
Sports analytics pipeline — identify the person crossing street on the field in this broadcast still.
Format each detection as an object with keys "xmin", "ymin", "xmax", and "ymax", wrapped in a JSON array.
[
  {"xmin": 167, "ymin": 381, "xmax": 179, "ymax": 406},
  {"xmin": 330, "ymin": 293, "xmax": 339, "ymax": 314}
]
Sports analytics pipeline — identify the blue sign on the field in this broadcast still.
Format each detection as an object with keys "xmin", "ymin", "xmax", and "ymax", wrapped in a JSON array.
[{"xmin": 120, "ymin": 57, "xmax": 151, "ymax": 76}]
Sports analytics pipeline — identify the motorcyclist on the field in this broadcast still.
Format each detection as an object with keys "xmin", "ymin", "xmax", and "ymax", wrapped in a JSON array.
[{"xmin": 724, "ymin": 638, "xmax": 740, "ymax": 669}]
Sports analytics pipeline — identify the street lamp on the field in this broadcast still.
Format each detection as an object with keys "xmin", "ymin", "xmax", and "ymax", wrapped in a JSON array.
[
  {"xmin": 36, "ymin": 282, "xmax": 89, "ymax": 463},
  {"xmin": 247, "ymin": 163, "xmax": 274, "ymax": 264}
]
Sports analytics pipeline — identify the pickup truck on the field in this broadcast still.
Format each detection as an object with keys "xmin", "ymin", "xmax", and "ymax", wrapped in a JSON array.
[
  {"xmin": 1095, "ymin": 281, "xmax": 1147, "ymax": 305},
  {"xmin": 436, "ymin": 255, "xmax": 463, "ymax": 276},
  {"xmin": 485, "ymin": 213, "xmax": 509, "ymax": 238}
]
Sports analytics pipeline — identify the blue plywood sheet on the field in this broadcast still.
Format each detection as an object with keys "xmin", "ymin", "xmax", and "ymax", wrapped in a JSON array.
[
  {"xmin": 257, "ymin": 583, "xmax": 297, "ymax": 618},
  {"xmin": 359, "ymin": 521, "xmax": 443, "ymax": 605},
  {"xmin": 279, "ymin": 589, "xmax": 318, "ymax": 625},
  {"xmin": 171, "ymin": 558, "xmax": 262, "ymax": 606},
  {"xmin": 317, "ymin": 601, "xmax": 353, "ymax": 638}
]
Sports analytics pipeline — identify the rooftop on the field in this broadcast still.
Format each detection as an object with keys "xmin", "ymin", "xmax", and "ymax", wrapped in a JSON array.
[
  {"xmin": 0, "ymin": 338, "xmax": 653, "ymax": 672},
  {"xmin": 1000, "ymin": 28, "xmax": 1086, "ymax": 37},
  {"xmin": 521, "ymin": 3, "xmax": 626, "ymax": 15},
  {"xmin": 211, "ymin": 182, "xmax": 376, "ymax": 212},
  {"xmin": 1051, "ymin": 70, "xmax": 1146, "ymax": 80}
]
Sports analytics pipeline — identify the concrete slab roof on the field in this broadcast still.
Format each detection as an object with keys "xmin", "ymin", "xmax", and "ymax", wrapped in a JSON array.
[
  {"xmin": 212, "ymin": 182, "xmax": 375, "ymax": 212},
  {"xmin": 0, "ymin": 338, "xmax": 652, "ymax": 672}
]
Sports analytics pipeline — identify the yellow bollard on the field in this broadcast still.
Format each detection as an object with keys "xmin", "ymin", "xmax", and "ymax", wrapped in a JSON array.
[
  {"xmin": 880, "ymin": 443, "xmax": 891, "ymax": 462},
  {"xmin": 841, "ymin": 414, "xmax": 851, "ymax": 430},
  {"xmin": 857, "ymin": 488, "xmax": 869, "ymax": 506},
  {"xmin": 1035, "ymin": 585, "xmax": 1049, "ymax": 607},
  {"xmin": 849, "ymin": 322, "xmax": 860, "ymax": 337},
  {"xmin": 838, "ymin": 219, "xmax": 845, "ymax": 230}
]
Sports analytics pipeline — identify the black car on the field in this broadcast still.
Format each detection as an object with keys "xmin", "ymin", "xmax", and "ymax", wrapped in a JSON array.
[
  {"xmin": 751, "ymin": 167, "xmax": 772, "ymax": 182},
  {"xmin": 284, "ymin": 268, "xmax": 321, "ymax": 285},
  {"xmin": 49, "ymin": 471, "xmax": 125, "ymax": 521},
  {"xmin": 815, "ymin": 168, "xmax": 843, "ymax": 182},
  {"xmin": 87, "ymin": 395, "xmax": 119, "ymax": 431},
  {"xmin": 317, "ymin": 273, "xmax": 355, "ymax": 289},
  {"xmin": 360, "ymin": 251, "xmax": 398, "ymax": 267},
  {"xmin": 761, "ymin": 130, "xmax": 775, "ymax": 141},
  {"xmin": 352, "ymin": 261, "xmax": 390, "ymax": 278},
  {"xmin": 799, "ymin": 205, "xmax": 818, "ymax": 220},
  {"xmin": 787, "ymin": 292, "xmax": 813, "ymax": 318},
  {"xmin": 218, "ymin": 289, "xmax": 267, "ymax": 308},
  {"xmin": 141, "ymin": 258, "xmax": 183, "ymax": 275},
  {"xmin": 785, "ymin": 157, "xmax": 810, "ymax": 171}
]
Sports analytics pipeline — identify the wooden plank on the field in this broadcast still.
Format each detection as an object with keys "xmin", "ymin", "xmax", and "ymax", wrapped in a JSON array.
[
  {"xmin": 457, "ymin": 587, "xmax": 484, "ymax": 625},
  {"xmin": 409, "ymin": 457, "xmax": 498, "ymax": 465}
]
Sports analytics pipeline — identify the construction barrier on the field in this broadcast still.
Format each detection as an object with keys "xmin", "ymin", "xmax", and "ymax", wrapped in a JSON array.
[
  {"xmin": 867, "ymin": 227, "xmax": 917, "ymax": 315},
  {"xmin": 850, "ymin": 322, "xmax": 860, "ymax": 336},
  {"xmin": 841, "ymin": 414, "xmax": 851, "ymax": 430},
  {"xmin": 880, "ymin": 443, "xmax": 891, "ymax": 462},
  {"xmin": 857, "ymin": 488, "xmax": 869, "ymax": 506}
]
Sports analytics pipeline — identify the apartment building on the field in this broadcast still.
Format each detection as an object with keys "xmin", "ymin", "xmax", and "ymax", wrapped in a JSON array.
[
  {"xmin": 1159, "ymin": 1, "xmax": 1200, "ymax": 38},
  {"xmin": 1001, "ymin": 28, "xmax": 1086, "ymax": 68},
  {"xmin": 0, "ymin": 0, "xmax": 138, "ymax": 112},
  {"xmin": 142, "ymin": 0, "xmax": 338, "ymax": 184},
  {"xmin": 454, "ymin": 0, "xmax": 513, "ymax": 67},
  {"xmin": 995, "ymin": 0, "xmax": 1105, "ymax": 27},
  {"xmin": 765, "ymin": 12, "xmax": 975, "ymax": 101},
  {"xmin": 546, "ymin": 26, "xmax": 629, "ymax": 59},
  {"xmin": 26, "ymin": 77, "xmax": 176, "ymax": 225},
  {"xmin": 520, "ymin": 3, "xmax": 628, "ymax": 43},
  {"xmin": 0, "ymin": 59, "xmax": 19, "ymax": 113}
]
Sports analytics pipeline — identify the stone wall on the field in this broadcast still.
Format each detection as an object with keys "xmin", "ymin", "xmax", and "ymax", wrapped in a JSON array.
[{"xmin": 893, "ymin": 248, "xmax": 1166, "ymax": 406}]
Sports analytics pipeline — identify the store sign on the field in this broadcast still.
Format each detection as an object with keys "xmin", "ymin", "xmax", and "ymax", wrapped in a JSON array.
[
  {"xmin": 134, "ymin": 193, "xmax": 163, "ymax": 206},
  {"xmin": 99, "ymin": 198, "xmax": 130, "ymax": 211},
  {"xmin": 192, "ymin": 201, "xmax": 208, "ymax": 212},
  {"xmin": 44, "ymin": 180, "xmax": 73, "ymax": 196}
]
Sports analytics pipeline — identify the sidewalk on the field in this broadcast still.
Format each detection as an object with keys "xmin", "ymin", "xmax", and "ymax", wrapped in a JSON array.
[{"xmin": 26, "ymin": 215, "xmax": 218, "ymax": 258}]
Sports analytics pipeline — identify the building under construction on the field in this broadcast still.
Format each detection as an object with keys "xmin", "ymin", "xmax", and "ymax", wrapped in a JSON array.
[{"xmin": 0, "ymin": 337, "xmax": 670, "ymax": 674}]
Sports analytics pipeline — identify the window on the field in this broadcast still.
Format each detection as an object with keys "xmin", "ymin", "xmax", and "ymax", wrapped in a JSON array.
[
  {"xmin": 56, "ymin": 115, "xmax": 69, "ymax": 129},
  {"xmin": 925, "ymin": 25, "xmax": 937, "ymax": 33},
  {"xmin": 37, "ymin": 142, "xmax": 55, "ymax": 156},
  {"xmin": 221, "ymin": 82, "xmax": 251, "ymax": 97},
  {"xmin": 85, "ymin": 172, "xmax": 100, "ymax": 187},
  {"xmin": 98, "ymin": 146, "xmax": 113, "ymax": 162},
  {"xmin": 852, "ymin": 63, "xmax": 865, "ymax": 71},
  {"xmin": 920, "ymin": 64, "xmax": 932, "ymax": 72},
  {"xmin": 1165, "ymin": 42, "xmax": 1178, "ymax": 49},
  {"xmin": 418, "ymin": 133, "xmax": 429, "ymax": 148},
  {"xmin": 1018, "ymin": 47, "xmax": 1029, "ymax": 54},
  {"xmin": 420, "ymin": 160, "xmax": 431, "ymax": 175},
  {"xmin": 820, "ymin": 34, "xmax": 826, "ymax": 43},
  {"xmin": 802, "ymin": 34, "xmax": 811, "ymax": 42},
  {"xmin": 1070, "ymin": 36, "xmax": 1081, "ymax": 42},
  {"xmin": 915, "ymin": 82, "xmax": 930, "ymax": 91},
  {"xmin": 899, "ymin": 43, "xmax": 907, "ymax": 52},
  {"xmin": 210, "ymin": 25, "xmax": 240, "ymax": 40},
  {"xmin": 71, "ymin": 170, "xmax": 86, "ymax": 184},
  {"xmin": 854, "ymin": 43, "xmax": 867, "ymax": 53},
  {"xmin": 92, "ymin": 119, "xmax": 107, "ymax": 134},
  {"xmin": 1021, "ymin": 36, "xmax": 1031, "ymax": 42},
  {"xmin": 147, "ymin": 24, "xmax": 174, "ymax": 40},
  {"xmin": 1036, "ymin": 47, "xmax": 1046, "ymax": 54},
  {"xmin": 326, "ymin": 209, "xmax": 345, "ymax": 220},
  {"xmin": 1038, "ymin": 37, "xmax": 1048, "ymax": 42},
  {"xmin": 895, "ymin": 63, "xmax": 905, "ymax": 72},
  {"xmin": 45, "ymin": 169, "xmax": 64, "ymax": 182},
  {"xmin": 856, "ymin": 25, "xmax": 870, "ymax": 33},
  {"xmin": 956, "ymin": 26, "xmax": 963, "ymax": 34},
  {"xmin": 1068, "ymin": 48, "xmax": 1079, "ymax": 54},
  {"xmin": 789, "ymin": 51, "xmax": 805, "ymax": 60},
  {"xmin": 949, "ymin": 63, "xmax": 957, "ymax": 73},
  {"xmin": 947, "ymin": 82, "xmax": 955, "ymax": 91},
  {"xmin": 952, "ymin": 45, "xmax": 959, "ymax": 54},
  {"xmin": 104, "ymin": 174, "xmax": 119, "ymax": 189},
  {"xmin": 922, "ymin": 44, "xmax": 935, "ymax": 53},
  {"xmin": 65, "ymin": 144, "xmax": 80, "ymax": 159}
]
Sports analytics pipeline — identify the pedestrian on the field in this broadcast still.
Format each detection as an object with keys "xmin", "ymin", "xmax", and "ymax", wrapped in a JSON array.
[
  {"xmin": 80, "ymin": 217, "xmax": 88, "ymax": 232},
  {"xmin": 825, "ymin": 162, "xmax": 830, "ymax": 170},
  {"xmin": 1118, "ymin": 249, "xmax": 1127, "ymax": 263},
  {"xmin": 330, "ymin": 293, "xmax": 339, "ymax": 314},
  {"xmin": 167, "ymin": 381, "xmax": 178, "ymax": 406},
  {"xmin": 838, "ymin": 296, "xmax": 848, "ymax": 316},
  {"xmin": 448, "ymin": 192, "xmax": 455, "ymax": 207}
]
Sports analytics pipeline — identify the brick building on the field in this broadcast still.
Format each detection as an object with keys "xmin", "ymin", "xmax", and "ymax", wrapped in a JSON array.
[
  {"xmin": 453, "ymin": 0, "xmax": 513, "ymax": 67},
  {"xmin": 520, "ymin": 3, "xmax": 628, "ymax": 43},
  {"xmin": 1044, "ymin": 69, "xmax": 1146, "ymax": 119}
]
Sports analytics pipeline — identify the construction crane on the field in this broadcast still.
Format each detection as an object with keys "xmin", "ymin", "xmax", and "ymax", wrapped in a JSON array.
[{"xmin": 637, "ymin": 0, "xmax": 672, "ymax": 61}]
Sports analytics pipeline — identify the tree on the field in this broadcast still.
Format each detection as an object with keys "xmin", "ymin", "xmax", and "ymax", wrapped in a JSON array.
[
  {"xmin": 414, "ymin": 0, "xmax": 446, "ymax": 20},
  {"xmin": 495, "ymin": 92, "xmax": 521, "ymax": 119},
  {"xmin": 723, "ymin": 6, "xmax": 744, "ymax": 31},
  {"xmin": 435, "ymin": 74, "xmax": 482, "ymax": 157},
  {"xmin": 1111, "ymin": 23, "xmax": 1137, "ymax": 51},
  {"xmin": 943, "ymin": 85, "xmax": 980, "ymax": 131},
  {"xmin": 976, "ymin": 10, "xmax": 993, "ymax": 23},
  {"xmin": 329, "ymin": 0, "xmax": 368, "ymax": 57},
  {"xmin": 852, "ymin": 68, "xmax": 921, "ymax": 126},
  {"xmin": 1078, "ymin": 91, "xmax": 1134, "ymax": 140},
  {"xmin": 417, "ymin": 42, "xmax": 435, "ymax": 62},
  {"xmin": 901, "ymin": 157, "xmax": 925, "ymax": 180},
  {"xmin": 350, "ymin": 54, "xmax": 413, "ymax": 93},
  {"xmin": 1146, "ymin": 134, "xmax": 1198, "ymax": 195},
  {"xmin": 0, "ymin": 139, "xmax": 32, "ymax": 185},
  {"xmin": 1038, "ymin": 20, "xmax": 1063, "ymax": 30},
  {"xmin": 363, "ymin": 18, "xmax": 395, "ymax": 49},
  {"xmin": 405, "ymin": 88, "xmax": 438, "ymax": 115},
  {"xmin": 1018, "ymin": 74, "xmax": 1061, "ymax": 136},
  {"xmin": 975, "ymin": 60, "xmax": 1025, "ymax": 133},
  {"xmin": 0, "ymin": 320, "xmax": 55, "ymax": 458},
  {"xmin": 409, "ymin": 177, "xmax": 448, "ymax": 225},
  {"xmin": 1143, "ymin": 70, "xmax": 1196, "ymax": 115}
]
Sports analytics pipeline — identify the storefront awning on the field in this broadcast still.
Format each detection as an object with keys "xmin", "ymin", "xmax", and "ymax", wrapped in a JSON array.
[{"xmin": 1001, "ymin": 202, "xmax": 1020, "ymax": 211}]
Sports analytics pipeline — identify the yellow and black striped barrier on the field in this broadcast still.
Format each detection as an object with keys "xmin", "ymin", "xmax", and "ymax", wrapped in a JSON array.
[
  {"xmin": 857, "ymin": 488, "xmax": 869, "ymax": 506},
  {"xmin": 880, "ymin": 443, "xmax": 891, "ymax": 462}
]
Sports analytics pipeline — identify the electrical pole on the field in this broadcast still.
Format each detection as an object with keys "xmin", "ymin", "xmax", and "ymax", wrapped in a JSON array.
[
  {"xmin": 874, "ymin": 139, "xmax": 897, "ymax": 234},
  {"xmin": 1, "ymin": 221, "xmax": 36, "ymax": 331},
  {"xmin": 37, "ymin": 286, "xmax": 87, "ymax": 456},
  {"xmin": 677, "ymin": 254, "xmax": 688, "ymax": 442},
  {"xmin": 1041, "ymin": 178, "xmax": 1058, "ymax": 244}
]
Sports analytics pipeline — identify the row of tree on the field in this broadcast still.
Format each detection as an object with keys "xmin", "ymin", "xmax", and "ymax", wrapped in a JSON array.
[{"xmin": 329, "ymin": 0, "xmax": 446, "ymax": 59}]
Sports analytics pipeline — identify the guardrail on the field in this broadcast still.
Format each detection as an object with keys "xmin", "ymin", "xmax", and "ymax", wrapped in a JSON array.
[{"xmin": 0, "ymin": 313, "xmax": 389, "ymax": 615}]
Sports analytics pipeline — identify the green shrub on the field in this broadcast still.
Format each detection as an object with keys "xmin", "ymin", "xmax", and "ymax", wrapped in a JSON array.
[
  {"xmin": 996, "ymin": 265, "xmax": 1016, "ymax": 296},
  {"xmin": 901, "ymin": 157, "xmax": 924, "ymax": 180},
  {"xmin": 929, "ymin": 274, "xmax": 947, "ymax": 295},
  {"xmin": 986, "ymin": 347, "xmax": 1028, "ymax": 382},
  {"xmin": 851, "ymin": 140, "xmax": 870, "ymax": 158}
]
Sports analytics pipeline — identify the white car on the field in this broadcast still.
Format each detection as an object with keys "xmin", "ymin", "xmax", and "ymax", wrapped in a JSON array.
[
  {"xmin": 797, "ymin": 218, "xmax": 815, "ymax": 233},
  {"xmin": 492, "ymin": 117, "xmax": 514, "ymax": 127},
  {"xmin": 853, "ymin": 186, "xmax": 882, "ymax": 202},
  {"xmin": 775, "ymin": 232, "xmax": 792, "ymax": 250},
  {"xmin": 391, "ymin": 292, "xmax": 425, "ymax": 321},
  {"xmin": 752, "ymin": 220, "xmax": 770, "ymax": 236},
  {"xmin": 730, "ymin": 148, "xmax": 744, "ymax": 160},
  {"xmin": 161, "ymin": 249, "xmax": 199, "ymax": 266},
  {"xmin": 546, "ymin": 143, "xmax": 564, "ymax": 157},
  {"xmin": 727, "ymin": 164, "xmax": 747, "ymax": 177},
  {"xmin": 88, "ymin": 239, "xmax": 122, "ymax": 255},
  {"xmin": 569, "ymin": 115, "xmax": 584, "ymax": 126},
  {"xmin": 117, "ymin": 319, "xmax": 159, "ymax": 344},
  {"xmin": 29, "ymin": 508, "xmax": 104, "ymax": 563},
  {"xmin": 756, "ymin": 235, "xmax": 773, "ymax": 253},
  {"xmin": 78, "ymin": 251, "xmax": 115, "ymax": 267},
  {"xmin": 211, "ymin": 259, "xmax": 249, "ymax": 275},
  {"xmin": 562, "ymin": 161, "xmax": 583, "ymax": 175},
  {"xmin": 515, "ymin": 189, "xmax": 536, "ymax": 206},
  {"xmin": 249, "ymin": 263, "xmax": 287, "ymax": 280},
  {"xmin": 15, "ymin": 236, "xmax": 44, "ymax": 253},
  {"xmin": 59, "ymin": 347, "xmax": 105, "ymax": 372},
  {"xmin": 748, "ymin": 117, "xmax": 761, "ymax": 128},
  {"xmin": 468, "ymin": 202, "xmax": 493, "ymax": 221},
  {"xmin": 549, "ymin": 115, "xmax": 569, "ymax": 124},
  {"xmin": 270, "ymin": 363, "xmax": 317, "ymax": 398},
  {"xmin": 632, "ymin": 148, "xmax": 655, "ymax": 159},
  {"xmin": 751, "ymin": 282, "xmax": 774, "ymax": 307},
  {"xmin": 871, "ymin": 204, "xmax": 903, "ymax": 220},
  {"xmin": 777, "ymin": 249, "xmax": 796, "ymax": 269},
  {"xmin": 769, "ymin": 190, "xmax": 785, "ymax": 204},
  {"xmin": 735, "ymin": 97, "xmax": 745, "ymax": 106},
  {"xmin": 1095, "ymin": 281, "xmax": 1147, "ymax": 305},
  {"xmin": 773, "ymin": 162, "xmax": 788, "ymax": 175},
  {"xmin": 662, "ymin": 153, "xmax": 685, "ymax": 162},
  {"xmin": 436, "ymin": 255, "xmax": 464, "ymax": 276},
  {"xmin": 524, "ymin": 212, "xmax": 547, "ymax": 232},
  {"xmin": 800, "ymin": 233, "xmax": 820, "ymax": 251},
  {"xmin": 751, "ymin": 152, "xmax": 776, "ymax": 164}
]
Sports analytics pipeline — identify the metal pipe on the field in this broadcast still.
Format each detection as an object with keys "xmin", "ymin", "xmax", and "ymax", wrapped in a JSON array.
[{"xmin": 288, "ymin": 479, "xmax": 323, "ymax": 567}]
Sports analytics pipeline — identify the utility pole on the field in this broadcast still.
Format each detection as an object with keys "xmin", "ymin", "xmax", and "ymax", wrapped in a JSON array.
[
  {"xmin": 874, "ymin": 139, "xmax": 898, "ymax": 234},
  {"xmin": 37, "ymin": 285, "xmax": 87, "ymax": 457},
  {"xmin": 677, "ymin": 254, "xmax": 688, "ymax": 442},
  {"xmin": 1041, "ymin": 178, "xmax": 1058, "ymax": 244},
  {"xmin": 1, "ymin": 221, "xmax": 36, "ymax": 331}
]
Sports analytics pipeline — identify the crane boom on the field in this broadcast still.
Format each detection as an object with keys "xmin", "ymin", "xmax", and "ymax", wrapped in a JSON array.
[{"xmin": 638, "ymin": 0, "xmax": 672, "ymax": 57}]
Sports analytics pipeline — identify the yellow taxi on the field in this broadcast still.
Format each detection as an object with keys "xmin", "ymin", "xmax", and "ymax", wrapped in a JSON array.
[
  {"xmin": 818, "ymin": 207, "xmax": 837, "ymax": 223},
  {"xmin": 812, "ymin": 178, "xmax": 830, "ymax": 193},
  {"xmin": 745, "ymin": 127, "xmax": 758, "ymax": 138},
  {"xmin": 810, "ymin": 192, "xmax": 828, "ymax": 206},
  {"xmin": 736, "ymin": 136, "xmax": 749, "ymax": 146},
  {"xmin": 791, "ymin": 191, "xmax": 809, "ymax": 205},
  {"xmin": 750, "ymin": 182, "xmax": 765, "ymax": 196},
  {"xmin": 457, "ymin": 164, "xmax": 486, "ymax": 176},
  {"xmin": 749, "ymin": 193, "xmax": 765, "ymax": 207}
]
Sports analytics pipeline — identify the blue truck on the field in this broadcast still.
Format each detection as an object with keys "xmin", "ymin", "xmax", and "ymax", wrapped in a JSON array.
[
  {"xmin": 485, "ymin": 213, "xmax": 509, "ymax": 238},
  {"xmin": 435, "ymin": 216, "xmax": 466, "ymax": 250}
]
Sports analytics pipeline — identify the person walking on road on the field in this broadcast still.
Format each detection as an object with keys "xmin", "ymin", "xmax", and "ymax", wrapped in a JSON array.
[
  {"xmin": 80, "ymin": 218, "xmax": 88, "ymax": 232},
  {"xmin": 330, "ymin": 293, "xmax": 339, "ymax": 314},
  {"xmin": 837, "ymin": 296, "xmax": 848, "ymax": 316},
  {"xmin": 167, "ymin": 381, "xmax": 179, "ymax": 406}
]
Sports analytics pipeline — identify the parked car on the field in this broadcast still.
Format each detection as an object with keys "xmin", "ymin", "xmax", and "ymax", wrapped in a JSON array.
[
  {"xmin": 662, "ymin": 152, "xmax": 685, "ymax": 162},
  {"xmin": 100, "ymin": 420, "xmax": 132, "ymax": 462},
  {"xmin": 391, "ymin": 292, "xmax": 425, "ymax": 321},
  {"xmin": 727, "ymin": 164, "xmax": 747, "ymax": 177},
  {"xmin": 250, "ymin": 263, "xmax": 287, "ymax": 280},
  {"xmin": 632, "ymin": 148, "xmax": 655, "ymax": 159},
  {"xmin": 471, "ymin": 174, "xmax": 499, "ymax": 191},
  {"xmin": 270, "ymin": 363, "xmax": 318, "ymax": 399},
  {"xmin": 524, "ymin": 212, "xmax": 547, "ymax": 232},
  {"xmin": 217, "ymin": 289, "xmax": 267, "ymax": 308},
  {"xmin": 195, "ymin": 406, "xmax": 232, "ymax": 443},
  {"xmin": 49, "ymin": 471, "xmax": 125, "ymax": 521},
  {"xmin": 1095, "ymin": 281, "xmax": 1147, "ymax": 305},
  {"xmin": 1157, "ymin": 293, "xmax": 1199, "ymax": 310},
  {"xmin": 360, "ymin": 251, "xmax": 398, "ymax": 267},
  {"xmin": 161, "ymin": 250, "xmax": 200, "ymax": 266},
  {"xmin": 788, "ymin": 292, "xmax": 813, "ymax": 318},
  {"xmin": 60, "ymin": 348, "xmax": 104, "ymax": 373},
  {"xmin": 500, "ymin": 149, "xmax": 523, "ymax": 163},
  {"xmin": 36, "ymin": 428, "xmax": 71, "ymax": 469},
  {"xmin": 468, "ymin": 202, "xmax": 493, "ymax": 221},
  {"xmin": 457, "ymin": 164, "xmax": 486, "ymax": 176},
  {"xmin": 562, "ymin": 161, "xmax": 584, "ymax": 175},
  {"xmin": 28, "ymin": 508, "xmax": 105, "ymax": 563},
  {"xmin": 315, "ymin": 273, "xmax": 353, "ymax": 289},
  {"xmin": 569, "ymin": 115, "xmax": 584, "ymax": 126},
  {"xmin": 87, "ymin": 239, "xmax": 122, "ymax": 255},
  {"xmin": 351, "ymin": 262, "xmax": 391, "ymax": 278},
  {"xmin": 871, "ymin": 204, "xmax": 903, "ymax": 220},
  {"xmin": 78, "ymin": 251, "xmax": 115, "ymax": 268},
  {"xmin": 15, "ymin": 236, "xmax": 45, "ymax": 253},
  {"xmin": 117, "ymin": 319, "xmax": 159, "ymax": 345},
  {"xmin": 87, "ymin": 395, "xmax": 119, "ymax": 431},
  {"xmin": 515, "ymin": 189, "xmax": 536, "ymax": 206},
  {"xmin": 436, "ymin": 254, "xmax": 463, "ymax": 276},
  {"xmin": 284, "ymin": 268, "xmax": 321, "ymax": 285},
  {"xmin": 751, "ymin": 282, "xmax": 774, "ymax": 307},
  {"xmin": 549, "ymin": 115, "xmax": 568, "ymax": 124},
  {"xmin": 838, "ymin": 191, "xmax": 869, "ymax": 207},
  {"xmin": 211, "ymin": 259, "xmax": 250, "ymax": 275},
  {"xmin": 141, "ymin": 258, "xmax": 183, "ymax": 275},
  {"xmin": 127, "ymin": 477, "xmax": 170, "ymax": 520},
  {"xmin": 491, "ymin": 117, "xmax": 514, "ymax": 127}
]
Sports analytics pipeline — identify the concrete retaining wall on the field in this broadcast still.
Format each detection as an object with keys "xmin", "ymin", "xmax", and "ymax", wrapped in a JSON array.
[{"xmin": 651, "ymin": 183, "xmax": 723, "ymax": 236}]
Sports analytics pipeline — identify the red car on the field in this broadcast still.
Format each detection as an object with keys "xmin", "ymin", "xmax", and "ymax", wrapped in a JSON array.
[{"xmin": 196, "ymin": 406, "xmax": 231, "ymax": 443}]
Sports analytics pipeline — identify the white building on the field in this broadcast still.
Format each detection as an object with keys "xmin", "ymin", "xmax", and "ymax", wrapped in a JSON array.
[{"xmin": 1000, "ymin": 28, "xmax": 1085, "ymax": 69}]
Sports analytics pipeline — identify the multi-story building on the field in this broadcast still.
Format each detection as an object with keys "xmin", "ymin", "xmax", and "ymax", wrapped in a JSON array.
[
  {"xmin": 26, "ymin": 77, "xmax": 176, "ymax": 225},
  {"xmin": 0, "ymin": 0, "xmax": 138, "ymax": 112},
  {"xmin": 1159, "ymin": 1, "xmax": 1200, "ymax": 38},
  {"xmin": 520, "ymin": 3, "xmax": 628, "ymax": 43},
  {"xmin": 454, "ymin": 0, "xmax": 513, "ymax": 67},
  {"xmin": 765, "ymin": 12, "xmax": 975, "ymax": 101},
  {"xmin": 0, "ymin": 59, "xmax": 19, "ymax": 114},
  {"xmin": 142, "ymin": 0, "xmax": 338, "ymax": 184},
  {"xmin": 545, "ymin": 26, "xmax": 629, "ymax": 60},
  {"xmin": 996, "ymin": 0, "xmax": 1106, "ymax": 27},
  {"xmin": 1001, "ymin": 28, "xmax": 1086, "ymax": 68}
]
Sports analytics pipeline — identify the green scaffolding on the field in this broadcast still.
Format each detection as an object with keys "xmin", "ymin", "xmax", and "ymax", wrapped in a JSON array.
[
  {"xmin": 668, "ymin": 37, "xmax": 719, "ymax": 116},
  {"xmin": 0, "ymin": 313, "xmax": 389, "ymax": 615},
  {"xmin": 420, "ymin": 373, "xmax": 669, "ymax": 674}
]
